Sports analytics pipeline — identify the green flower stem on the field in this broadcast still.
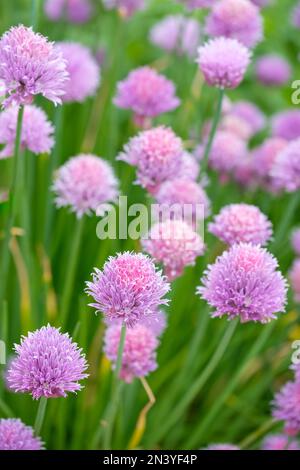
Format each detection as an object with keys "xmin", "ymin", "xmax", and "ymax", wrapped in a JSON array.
[
  {"xmin": 153, "ymin": 318, "xmax": 238, "ymax": 444},
  {"xmin": 199, "ymin": 88, "xmax": 224, "ymax": 177},
  {"xmin": 103, "ymin": 323, "xmax": 127, "ymax": 450},
  {"xmin": 31, "ymin": 0, "xmax": 41, "ymax": 29},
  {"xmin": 0, "ymin": 106, "xmax": 24, "ymax": 309},
  {"xmin": 60, "ymin": 216, "xmax": 85, "ymax": 327},
  {"xmin": 34, "ymin": 396, "xmax": 48, "ymax": 435},
  {"xmin": 184, "ymin": 322, "xmax": 275, "ymax": 448},
  {"xmin": 239, "ymin": 418, "xmax": 276, "ymax": 449}
]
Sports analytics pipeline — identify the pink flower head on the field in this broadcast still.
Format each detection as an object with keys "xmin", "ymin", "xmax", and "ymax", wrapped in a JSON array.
[
  {"xmin": 142, "ymin": 220, "xmax": 205, "ymax": 281},
  {"xmin": 114, "ymin": 67, "xmax": 180, "ymax": 125},
  {"xmin": 198, "ymin": 243, "xmax": 287, "ymax": 323},
  {"xmin": 197, "ymin": 37, "xmax": 251, "ymax": 89},
  {"xmin": 57, "ymin": 42, "xmax": 100, "ymax": 103},
  {"xmin": 53, "ymin": 154, "xmax": 119, "ymax": 218},
  {"xmin": 272, "ymin": 110, "xmax": 300, "ymax": 141},
  {"xmin": 118, "ymin": 126, "xmax": 183, "ymax": 194},
  {"xmin": 155, "ymin": 178, "xmax": 211, "ymax": 223},
  {"xmin": 178, "ymin": 0, "xmax": 213, "ymax": 9},
  {"xmin": 0, "ymin": 419, "xmax": 43, "ymax": 450},
  {"xmin": 219, "ymin": 114, "xmax": 253, "ymax": 141},
  {"xmin": 271, "ymin": 139, "xmax": 300, "ymax": 192},
  {"xmin": 150, "ymin": 15, "xmax": 201, "ymax": 59},
  {"xmin": 0, "ymin": 105, "xmax": 54, "ymax": 158},
  {"xmin": 179, "ymin": 152, "xmax": 199, "ymax": 181},
  {"xmin": 7, "ymin": 325, "xmax": 88, "ymax": 400},
  {"xmin": 205, "ymin": 131, "xmax": 247, "ymax": 175},
  {"xmin": 103, "ymin": 0, "xmax": 144, "ymax": 17},
  {"xmin": 230, "ymin": 100, "xmax": 266, "ymax": 136},
  {"xmin": 205, "ymin": 444, "xmax": 240, "ymax": 450},
  {"xmin": 262, "ymin": 434, "xmax": 300, "ymax": 451},
  {"xmin": 104, "ymin": 323, "xmax": 158, "ymax": 383},
  {"xmin": 140, "ymin": 309, "xmax": 167, "ymax": 337},
  {"xmin": 45, "ymin": 0, "xmax": 93, "ymax": 23},
  {"xmin": 205, "ymin": 0, "xmax": 263, "ymax": 48},
  {"xmin": 252, "ymin": 137, "xmax": 288, "ymax": 191},
  {"xmin": 272, "ymin": 380, "xmax": 300, "ymax": 435},
  {"xmin": 209, "ymin": 204, "xmax": 272, "ymax": 246},
  {"xmin": 0, "ymin": 25, "xmax": 69, "ymax": 107},
  {"xmin": 291, "ymin": 2, "xmax": 300, "ymax": 29},
  {"xmin": 86, "ymin": 252, "xmax": 170, "ymax": 326},
  {"xmin": 289, "ymin": 259, "xmax": 300, "ymax": 303},
  {"xmin": 256, "ymin": 54, "xmax": 291, "ymax": 86},
  {"xmin": 291, "ymin": 228, "xmax": 300, "ymax": 256}
]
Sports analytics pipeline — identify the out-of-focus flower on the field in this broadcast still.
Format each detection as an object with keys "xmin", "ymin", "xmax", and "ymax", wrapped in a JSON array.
[
  {"xmin": 197, "ymin": 131, "xmax": 248, "ymax": 176},
  {"xmin": 252, "ymin": 138, "xmax": 287, "ymax": 192},
  {"xmin": 272, "ymin": 110, "xmax": 300, "ymax": 141},
  {"xmin": 178, "ymin": 0, "xmax": 213, "ymax": 9},
  {"xmin": 45, "ymin": 0, "xmax": 93, "ymax": 23},
  {"xmin": 140, "ymin": 310, "xmax": 167, "ymax": 337},
  {"xmin": 150, "ymin": 15, "xmax": 200, "ymax": 59},
  {"xmin": 219, "ymin": 114, "xmax": 253, "ymax": 140},
  {"xmin": 0, "ymin": 419, "xmax": 43, "ymax": 450},
  {"xmin": 291, "ymin": 228, "xmax": 300, "ymax": 256},
  {"xmin": 230, "ymin": 100, "xmax": 266, "ymax": 136},
  {"xmin": 53, "ymin": 154, "xmax": 119, "ymax": 218},
  {"xmin": 103, "ymin": 0, "xmax": 144, "ymax": 17},
  {"xmin": 0, "ymin": 25, "xmax": 68, "ymax": 107},
  {"xmin": 118, "ymin": 126, "xmax": 183, "ymax": 194},
  {"xmin": 57, "ymin": 42, "xmax": 100, "ymax": 103},
  {"xmin": 262, "ymin": 434, "xmax": 300, "ymax": 450},
  {"xmin": 114, "ymin": 67, "xmax": 180, "ymax": 126},
  {"xmin": 291, "ymin": 1, "xmax": 300, "ymax": 29},
  {"xmin": 271, "ymin": 138, "xmax": 300, "ymax": 192},
  {"xmin": 7, "ymin": 325, "xmax": 88, "ymax": 400},
  {"xmin": 86, "ymin": 252, "xmax": 170, "ymax": 326},
  {"xmin": 142, "ymin": 220, "xmax": 205, "ymax": 281},
  {"xmin": 0, "ymin": 105, "xmax": 54, "ymax": 158},
  {"xmin": 255, "ymin": 54, "xmax": 291, "ymax": 86},
  {"xmin": 289, "ymin": 259, "xmax": 300, "ymax": 303},
  {"xmin": 198, "ymin": 243, "xmax": 287, "ymax": 323},
  {"xmin": 155, "ymin": 178, "xmax": 211, "ymax": 223},
  {"xmin": 104, "ymin": 323, "xmax": 158, "ymax": 382},
  {"xmin": 209, "ymin": 203, "xmax": 272, "ymax": 246},
  {"xmin": 179, "ymin": 152, "xmax": 199, "ymax": 181},
  {"xmin": 205, "ymin": 0, "xmax": 263, "ymax": 48},
  {"xmin": 251, "ymin": 0, "xmax": 271, "ymax": 7},
  {"xmin": 197, "ymin": 37, "xmax": 251, "ymax": 89},
  {"xmin": 272, "ymin": 380, "xmax": 300, "ymax": 435},
  {"xmin": 205, "ymin": 444, "xmax": 240, "ymax": 450}
]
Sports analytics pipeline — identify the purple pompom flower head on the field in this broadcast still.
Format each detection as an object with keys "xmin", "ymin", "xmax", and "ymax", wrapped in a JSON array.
[
  {"xmin": 291, "ymin": 228, "xmax": 300, "ymax": 256},
  {"xmin": 86, "ymin": 252, "xmax": 170, "ymax": 327},
  {"xmin": 262, "ymin": 434, "xmax": 300, "ymax": 451},
  {"xmin": 150, "ymin": 15, "xmax": 201, "ymax": 59},
  {"xmin": 142, "ymin": 220, "xmax": 205, "ymax": 281},
  {"xmin": 209, "ymin": 203, "xmax": 273, "ymax": 246},
  {"xmin": 205, "ymin": 0, "xmax": 263, "ymax": 48},
  {"xmin": 204, "ymin": 444, "xmax": 240, "ymax": 450},
  {"xmin": 118, "ymin": 126, "xmax": 183, "ymax": 194},
  {"xmin": 256, "ymin": 54, "xmax": 291, "ymax": 86},
  {"xmin": 197, "ymin": 37, "xmax": 251, "ymax": 89},
  {"xmin": 104, "ymin": 323, "xmax": 159, "ymax": 382},
  {"xmin": 7, "ymin": 325, "xmax": 88, "ymax": 400},
  {"xmin": 271, "ymin": 138, "xmax": 300, "ymax": 192},
  {"xmin": 53, "ymin": 154, "xmax": 119, "ymax": 218},
  {"xmin": 45, "ymin": 0, "xmax": 93, "ymax": 23},
  {"xmin": 0, "ymin": 418, "xmax": 43, "ymax": 450},
  {"xmin": 0, "ymin": 105, "xmax": 54, "ymax": 159},
  {"xmin": 272, "ymin": 110, "xmax": 300, "ymax": 141},
  {"xmin": 155, "ymin": 178, "xmax": 211, "ymax": 225},
  {"xmin": 103, "ymin": 0, "xmax": 145, "ymax": 17},
  {"xmin": 0, "ymin": 25, "xmax": 69, "ymax": 107},
  {"xmin": 272, "ymin": 380, "xmax": 300, "ymax": 435},
  {"xmin": 198, "ymin": 243, "xmax": 287, "ymax": 323},
  {"xmin": 252, "ymin": 137, "xmax": 287, "ymax": 192},
  {"xmin": 114, "ymin": 67, "xmax": 180, "ymax": 127},
  {"xmin": 230, "ymin": 100, "xmax": 266, "ymax": 136},
  {"xmin": 289, "ymin": 259, "xmax": 300, "ymax": 303},
  {"xmin": 57, "ymin": 42, "xmax": 100, "ymax": 103}
]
